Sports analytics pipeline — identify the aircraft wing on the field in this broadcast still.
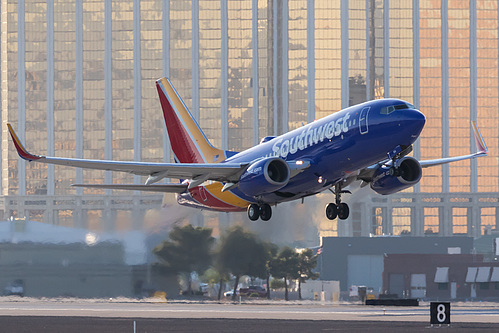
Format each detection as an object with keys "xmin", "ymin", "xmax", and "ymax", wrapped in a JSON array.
[
  {"xmin": 419, "ymin": 121, "xmax": 488, "ymax": 168},
  {"xmin": 355, "ymin": 121, "xmax": 488, "ymax": 184},
  {"xmin": 8, "ymin": 124, "xmax": 248, "ymax": 183}
]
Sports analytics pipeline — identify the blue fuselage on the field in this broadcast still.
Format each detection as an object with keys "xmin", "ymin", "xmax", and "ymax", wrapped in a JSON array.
[{"xmin": 178, "ymin": 98, "xmax": 426, "ymax": 209}]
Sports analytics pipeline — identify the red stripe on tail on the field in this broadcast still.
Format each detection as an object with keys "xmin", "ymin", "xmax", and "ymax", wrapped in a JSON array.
[{"xmin": 156, "ymin": 83, "xmax": 205, "ymax": 163}]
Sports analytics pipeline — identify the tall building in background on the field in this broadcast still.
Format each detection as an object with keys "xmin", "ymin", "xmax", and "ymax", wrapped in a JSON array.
[{"xmin": 1, "ymin": 0, "xmax": 498, "ymax": 241}]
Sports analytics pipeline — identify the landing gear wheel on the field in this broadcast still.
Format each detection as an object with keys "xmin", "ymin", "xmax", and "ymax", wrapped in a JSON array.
[
  {"xmin": 259, "ymin": 204, "xmax": 272, "ymax": 221},
  {"xmin": 248, "ymin": 204, "xmax": 260, "ymax": 221},
  {"xmin": 325, "ymin": 203, "xmax": 338, "ymax": 220},
  {"xmin": 337, "ymin": 203, "xmax": 350, "ymax": 220}
]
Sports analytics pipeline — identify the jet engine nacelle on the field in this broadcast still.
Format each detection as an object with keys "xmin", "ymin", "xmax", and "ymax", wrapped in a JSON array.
[
  {"xmin": 238, "ymin": 157, "xmax": 290, "ymax": 197},
  {"xmin": 370, "ymin": 156, "xmax": 422, "ymax": 195}
]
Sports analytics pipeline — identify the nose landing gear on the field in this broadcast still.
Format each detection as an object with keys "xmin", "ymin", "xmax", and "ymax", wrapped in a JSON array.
[
  {"xmin": 247, "ymin": 203, "xmax": 272, "ymax": 221},
  {"xmin": 325, "ymin": 184, "xmax": 350, "ymax": 220}
]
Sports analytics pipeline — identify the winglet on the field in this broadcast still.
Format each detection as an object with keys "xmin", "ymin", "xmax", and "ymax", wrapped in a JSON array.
[
  {"xmin": 7, "ymin": 123, "xmax": 41, "ymax": 161},
  {"xmin": 472, "ymin": 121, "xmax": 488, "ymax": 154}
]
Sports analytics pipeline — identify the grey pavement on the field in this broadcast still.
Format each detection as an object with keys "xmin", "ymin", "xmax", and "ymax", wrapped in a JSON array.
[{"xmin": 0, "ymin": 298, "xmax": 498, "ymax": 332}]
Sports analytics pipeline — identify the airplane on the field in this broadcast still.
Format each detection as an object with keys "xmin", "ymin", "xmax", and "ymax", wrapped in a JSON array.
[{"xmin": 8, "ymin": 77, "xmax": 488, "ymax": 222}]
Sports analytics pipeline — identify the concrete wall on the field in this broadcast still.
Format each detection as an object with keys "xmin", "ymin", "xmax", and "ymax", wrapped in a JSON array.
[
  {"xmin": 0, "ymin": 242, "xmax": 138, "ymax": 297},
  {"xmin": 301, "ymin": 280, "xmax": 340, "ymax": 301},
  {"xmin": 0, "ymin": 264, "xmax": 133, "ymax": 298}
]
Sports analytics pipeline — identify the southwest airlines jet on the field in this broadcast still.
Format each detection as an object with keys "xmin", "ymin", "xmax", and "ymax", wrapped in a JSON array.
[{"xmin": 8, "ymin": 77, "xmax": 488, "ymax": 221}]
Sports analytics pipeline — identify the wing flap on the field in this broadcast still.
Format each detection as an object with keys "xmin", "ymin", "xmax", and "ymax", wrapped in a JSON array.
[
  {"xmin": 71, "ymin": 183, "xmax": 188, "ymax": 193},
  {"xmin": 419, "ymin": 152, "xmax": 487, "ymax": 168}
]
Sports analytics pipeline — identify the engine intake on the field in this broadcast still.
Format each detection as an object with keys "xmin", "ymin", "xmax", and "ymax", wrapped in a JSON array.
[
  {"xmin": 371, "ymin": 156, "xmax": 422, "ymax": 195},
  {"xmin": 238, "ymin": 157, "xmax": 290, "ymax": 197}
]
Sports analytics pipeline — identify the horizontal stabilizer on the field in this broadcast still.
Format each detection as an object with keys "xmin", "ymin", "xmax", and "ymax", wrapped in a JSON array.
[{"xmin": 71, "ymin": 183, "xmax": 188, "ymax": 193}]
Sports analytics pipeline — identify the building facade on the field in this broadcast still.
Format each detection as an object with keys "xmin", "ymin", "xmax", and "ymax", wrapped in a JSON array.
[
  {"xmin": 383, "ymin": 253, "xmax": 499, "ymax": 300},
  {"xmin": 319, "ymin": 236, "xmax": 474, "ymax": 291},
  {"xmin": 1, "ymin": 1, "xmax": 498, "ymax": 238}
]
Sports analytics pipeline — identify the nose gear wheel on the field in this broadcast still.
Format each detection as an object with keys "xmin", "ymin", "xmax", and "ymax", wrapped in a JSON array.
[
  {"xmin": 325, "ymin": 203, "xmax": 338, "ymax": 220},
  {"xmin": 337, "ymin": 202, "xmax": 349, "ymax": 220},
  {"xmin": 325, "ymin": 183, "xmax": 350, "ymax": 220}
]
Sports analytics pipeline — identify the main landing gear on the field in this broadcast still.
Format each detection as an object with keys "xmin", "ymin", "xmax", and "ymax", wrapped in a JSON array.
[
  {"xmin": 325, "ymin": 183, "xmax": 350, "ymax": 220},
  {"xmin": 247, "ymin": 203, "xmax": 272, "ymax": 221}
]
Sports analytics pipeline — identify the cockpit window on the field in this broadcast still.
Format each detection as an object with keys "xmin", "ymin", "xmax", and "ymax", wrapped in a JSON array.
[
  {"xmin": 394, "ymin": 104, "xmax": 407, "ymax": 110},
  {"xmin": 380, "ymin": 105, "xmax": 395, "ymax": 114},
  {"xmin": 380, "ymin": 103, "xmax": 413, "ymax": 114}
]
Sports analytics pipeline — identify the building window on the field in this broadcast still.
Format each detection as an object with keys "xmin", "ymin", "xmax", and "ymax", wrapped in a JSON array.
[
  {"xmin": 438, "ymin": 283, "xmax": 448, "ymax": 290},
  {"xmin": 480, "ymin": 207, "xmax": 495, "ymax": 236},
  {"xmin": 424, "ymin": 207, "xmax": 439, "ymax": 235},
  {"xmin": 371, "ymin": 207, "xmax": 384, "ymax": 235},
  {"xmin": 495, "ymin": 282, "xmax": 499, "ymax": 290},
  {"xmin": 452, "ymin": 207, "xmax": 468, "ymax": 235},
  {"xmin": 392, "ymin": 207, "xmax": 411, "ymax": 236},
  {"xmin": 480, "ymin": 282, "xmax": 490, "ymax": 290}
]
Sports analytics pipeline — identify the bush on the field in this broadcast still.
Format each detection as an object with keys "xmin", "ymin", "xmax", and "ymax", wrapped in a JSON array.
[
  {"xmin": 181, "ymin": 290, "xmax": 205, "ymax": 296},
  {"xmin": 270, "ymin": 279, "xmax": 285, "ymax": 290}
]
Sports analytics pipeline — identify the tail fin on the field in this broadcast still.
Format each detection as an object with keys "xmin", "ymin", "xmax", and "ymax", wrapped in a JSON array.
[{"xmin": 156, "ymin": 77, "xmax": 227, "ymax": 164}]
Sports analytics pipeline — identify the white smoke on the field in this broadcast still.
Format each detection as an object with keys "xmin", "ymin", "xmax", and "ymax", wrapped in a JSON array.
[{"xmin": 238, "ymin": 181, "xmax": 375, "ymax": 246}]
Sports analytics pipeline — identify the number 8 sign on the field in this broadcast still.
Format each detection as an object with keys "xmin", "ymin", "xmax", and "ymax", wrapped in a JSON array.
[{"xmin": 430, "ymin": 302, "xmax": 450, "ymax": 325}]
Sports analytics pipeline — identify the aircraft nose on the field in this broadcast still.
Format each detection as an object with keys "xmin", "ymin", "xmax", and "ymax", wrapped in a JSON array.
[
  {"xmin": 410, "ymin": 108, "xmax": 426, "ymax": 122},
  {"xmin": 405, "ymin": 109, "xmax": 426, "ymax": 134}
]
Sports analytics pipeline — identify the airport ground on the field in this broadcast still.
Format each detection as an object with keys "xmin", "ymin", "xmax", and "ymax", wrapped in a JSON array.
[
  {"xmin": 0, "ymin": 298, "xmax": 498, "ymax": 332},
  {"xmin": 1, "ymin": 316, "xmax": 499, "ymax": 333}
]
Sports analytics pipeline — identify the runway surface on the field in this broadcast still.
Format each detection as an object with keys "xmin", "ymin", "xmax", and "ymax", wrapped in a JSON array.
[
  {"xmin": 0, "ymin": 299, "xmax": 498, "ymax": 322},
  {"xmin": 0, "ymin": 299, "xmax": 497, "ymax": 332},
  {"xmin": 0, "ymin": 316, "xmax": 498, "ymax": 333}
]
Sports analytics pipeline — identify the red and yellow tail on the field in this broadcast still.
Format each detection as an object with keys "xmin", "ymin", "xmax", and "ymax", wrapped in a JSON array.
[{"xmin": 156, "ymin": 77, "xmax": 226, "ymax": 164}]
